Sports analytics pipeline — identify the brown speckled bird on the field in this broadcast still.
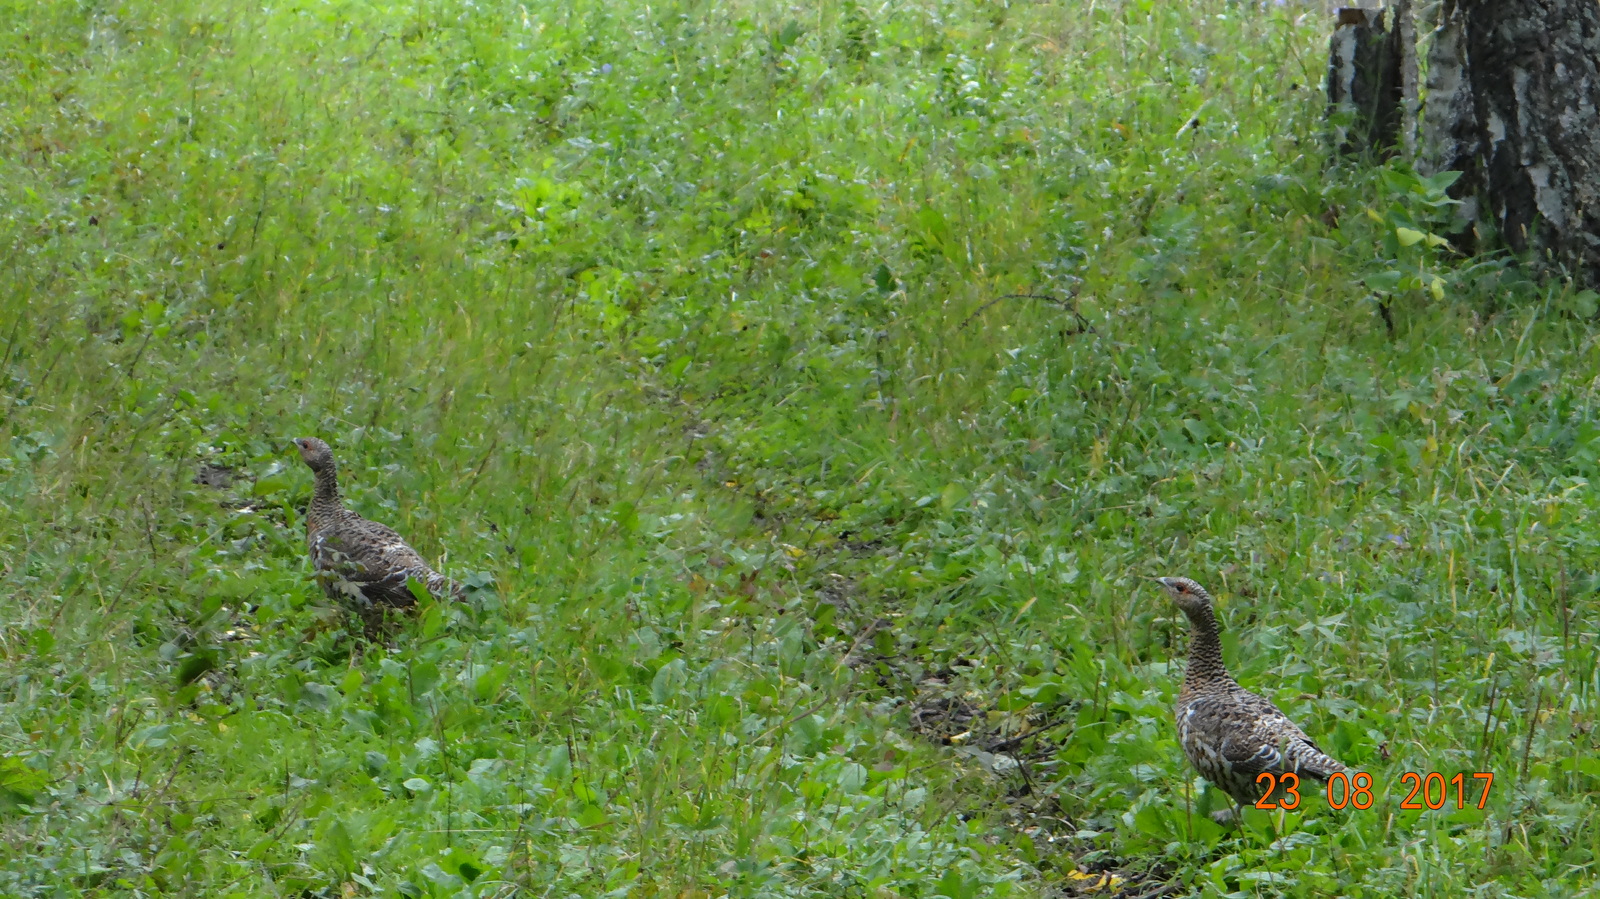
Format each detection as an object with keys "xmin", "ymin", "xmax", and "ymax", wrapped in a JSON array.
[
  {"xmin": 294, "ymin": 437, "xmax": 462, "ymax": 608},
  {"xmin": 1156, "ymin": 576, "xmax": 1346, "ymax": 817}
]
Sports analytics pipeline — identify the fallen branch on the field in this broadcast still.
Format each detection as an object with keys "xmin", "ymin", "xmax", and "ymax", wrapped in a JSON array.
[{"xmin": 958, "ymin": 289, "xmax": 1095, "ymax": 335}]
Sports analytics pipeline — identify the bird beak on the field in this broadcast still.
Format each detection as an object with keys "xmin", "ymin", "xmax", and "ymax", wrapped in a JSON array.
[{"xmin": 1152, "ymin": 576, "xmax": 1173, "ymax": 589}]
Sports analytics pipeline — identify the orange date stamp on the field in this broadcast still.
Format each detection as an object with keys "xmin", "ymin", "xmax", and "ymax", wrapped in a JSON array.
[{"xmin": 1250, "ymin": 771, "xmax": 1495, "ymax": 811}]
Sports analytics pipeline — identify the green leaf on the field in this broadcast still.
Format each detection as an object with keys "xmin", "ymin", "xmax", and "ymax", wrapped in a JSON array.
[
  {"xmin": 836, "ymin": 761, "xmax": 868, "ymax": 792},
  {"xmin": 771, "ymin": 19, "xmax": 808, "ymax": 52},
  {"xmin": 610, "ymin": 500, "xmax": 639, "ymax": 534},
  {"xmin": 0, "ymin": 755, "xmax": 47, "ymax": 811},
  {"xmin": 704, "ymin": 693, "xmax": 738, "ymax": 727},
  {"xmin": 176, "ymin": 652, "xmax": 217, "ymax": 687},
  {"xmin": 1573, "ymin": 290, "xmax": 1599, "ymax": 317},
  {"xmin": 318, "ymin": 819, "xmax": 358, "ymax": 877},
  {"xmin": 130, "ymin": 724, "xmax": 171, "ymax": 749},
  {"xmin": 451, "ymin": 855, "xmax": 483, "ymax": 883},
  {"xmin": 544, "ymin": 744, "xmax": 571, "ymax": 783},
  {"xmin": 651, "ymin": 657, "xmax": 688, "ymax": 703},
  {"xmin": 1395, "ymin": 227, "xmax": 1426, "ymax": 247},
  {"xmin": 939, "ymin": 482, "xmax": 968, "ymax": 510},
  {"xmin": 406, "ymin": 575, "xmax": 431, "ymax": 605},
  {"xmin": 340, "ymin": 668, "xmax": 364, "ymax": 695},
  {"xmin": 1365, "ymin": 270, "xmax": 1403, "ymax": 293},
  {"xmin": 472, "ymin": 663, "xmax": 510, "ymax": 702},
  {"xmin": 299, "ymin": 681, "xmax": 336, "ymax": 712},
  {"xmin": 934, "ymin": 869, "xmax": 977, "ymax": 899},
  {"xmin": 1133, "ymin": 803, "xmax": 1175, "ymax": 839},
  {"xmin": 251, "ymin": 473, "xmax": 292, "ymax": 497},
  {"xmin": 576, "ymin": 802, "xmax": 608, "ymax": 828},
  {"xmin": 1420, "ymin": 169, "xmax": 1463, "ymax": 193},
  {"xmin": 873, "ymin": 263, "xmax": 897, "ymax": 294}
]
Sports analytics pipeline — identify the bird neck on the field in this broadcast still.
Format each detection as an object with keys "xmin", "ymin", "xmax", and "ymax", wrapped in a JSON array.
[
  {"xmin": 1182, "ymin": 605, "xmax": 1231, "ymax": 688},
  {"xmin": 310, "ymin": 465, "xmax": 342, "ymax": 514}
]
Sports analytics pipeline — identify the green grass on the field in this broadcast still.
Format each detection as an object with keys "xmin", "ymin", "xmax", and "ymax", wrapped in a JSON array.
[{"xmin": 2, "ymin": 0, "xmax": 1599, "ymax": 895}]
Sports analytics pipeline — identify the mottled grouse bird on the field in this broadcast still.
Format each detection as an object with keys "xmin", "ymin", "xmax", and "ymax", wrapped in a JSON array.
[
  {"xmin": 294, "ymin": 437, "xmax": 463, "ymax": 608},
  {"xmin": 1156, "ymin": 576, "xmax": 1346, "ymax": 818}
]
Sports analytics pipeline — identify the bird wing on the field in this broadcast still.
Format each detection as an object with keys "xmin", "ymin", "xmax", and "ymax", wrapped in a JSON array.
[
  {"xmin": 1229, "ymin": 690, "xmax": 1346, "ymax": 781},
  {"xmin": 311, "ymin": 513, "xmax": 444, "ymax": 606}
]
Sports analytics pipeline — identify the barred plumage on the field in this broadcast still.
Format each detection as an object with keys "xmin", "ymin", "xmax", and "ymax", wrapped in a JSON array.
[
  {"xmin": 1156, "ymin": 577, "xmax": 1346, "ymax": 811},
  {"xmin": 294, "ymin": 437, "xmax": 463, "ymax": 608}
]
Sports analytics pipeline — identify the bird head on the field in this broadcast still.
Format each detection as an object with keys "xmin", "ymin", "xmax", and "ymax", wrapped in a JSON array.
[
  {"xmin": 293, "ymin": 437, "xmax": 335, "ymax": 472},
  {"xmin": 1154, "ymin": 576, "xmax": 1214, "ymax": 615}
]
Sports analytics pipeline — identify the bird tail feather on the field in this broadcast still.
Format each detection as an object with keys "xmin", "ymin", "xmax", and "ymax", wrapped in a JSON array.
[{"xmin": 1286, "ymin": 741, "xmax": 1347, "ymax": 781}]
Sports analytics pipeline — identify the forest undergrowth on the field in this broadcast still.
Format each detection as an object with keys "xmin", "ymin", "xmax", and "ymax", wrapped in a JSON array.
[{"xmin": 2, "ymin": 1, "xmax": 1598, "ymax": 896}]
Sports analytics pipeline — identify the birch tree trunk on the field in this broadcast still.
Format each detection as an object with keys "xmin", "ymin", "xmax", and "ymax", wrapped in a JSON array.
[
  {"xmin": 1327, "ymin": 7, "xmax": 1404, "ymax": 155},
  {"xmin": 1418, "ymin": 0, "xmax": 1600, "ymax": 286}
]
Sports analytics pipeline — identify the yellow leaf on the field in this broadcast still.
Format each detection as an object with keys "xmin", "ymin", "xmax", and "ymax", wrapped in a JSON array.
[
  {"xmin": 1395, "ymin": 227, "xmax": 1426, "ymax": 246},
  {"xmin": 1366, "ymin": 207, "xmax": 1384, "ymax": 223},
  {"xmin": 1425, "ymin": 232, "xmax": 1451, "ymax": 248},
  {"xmin": 1011, "ymin": 596, "xmax": 1037, "ymax": 623},
  {"xmin": 1430, "ymin": 276, "xmax": 1445, "ymax": 300},
  {"xmin": 1064, "ymin": 870, "xmax": 1125, "ymax": 892}
]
